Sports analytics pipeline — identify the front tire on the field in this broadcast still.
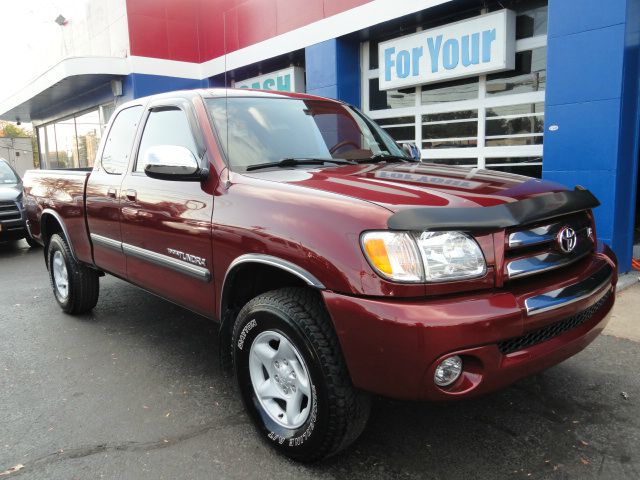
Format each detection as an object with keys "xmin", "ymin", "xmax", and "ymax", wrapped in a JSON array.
[
  {"xmin": 47, "ymin": 234, "xmax": 99, "ymax": 314},
  {"xmin": 232, "ymin": 288, "xmax": 370, "ymax": 462}
]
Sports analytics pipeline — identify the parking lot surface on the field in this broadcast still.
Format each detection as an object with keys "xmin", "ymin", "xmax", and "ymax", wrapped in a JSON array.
[{"xmin": 1, "ymin": 240, "xmax": 639, "ymax": 479}]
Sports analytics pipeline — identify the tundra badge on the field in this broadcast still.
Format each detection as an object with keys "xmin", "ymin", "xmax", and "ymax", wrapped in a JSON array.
[{"xmin": 167, "ymin": 248, "xmax": 207, "ymax": 267}]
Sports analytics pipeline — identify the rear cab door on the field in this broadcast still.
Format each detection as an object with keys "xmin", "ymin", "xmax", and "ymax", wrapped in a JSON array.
[
  {"xmin": 119, "ymin": 96, "xmax": 216, "ymax": 317},
  {"xmin": 87, "ymin": 104, "xmax": 144, "ymax": 277}
]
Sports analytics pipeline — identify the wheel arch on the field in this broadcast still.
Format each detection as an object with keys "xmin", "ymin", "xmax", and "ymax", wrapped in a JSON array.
[
  {"xmin": 40, "ymin": 209, "xmax": 78, "ymax": 263},
  {"xmin": 218, "ymin": 254, "xmax": 326, "ymax": 371}
]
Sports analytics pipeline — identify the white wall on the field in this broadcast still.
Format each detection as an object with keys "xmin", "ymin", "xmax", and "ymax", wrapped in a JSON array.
[{"xmin": 0, "ymin": 138, "xmax": 34, "ymax": 177}]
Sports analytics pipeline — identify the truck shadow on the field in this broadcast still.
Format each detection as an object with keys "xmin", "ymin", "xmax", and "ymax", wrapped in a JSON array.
[{"xmin": 0, "ymin": 239, "xmax": 41, "ymax": 258}]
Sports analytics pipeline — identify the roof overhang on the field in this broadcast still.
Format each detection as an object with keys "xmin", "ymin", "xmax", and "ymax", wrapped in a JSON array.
[{"xmin": 0, "ymin": 56, "xmax": 201, "ymax": 123}]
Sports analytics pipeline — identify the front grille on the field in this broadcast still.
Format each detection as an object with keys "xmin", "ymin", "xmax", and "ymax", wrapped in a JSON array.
[
  {"xmin": 0, "ymin": 201, "xmax": 21, "ymax": 221},
  {"xmin": 504, "ymin": 212, "xmax": 594, "ymax": 281},
  {"xmin": 498, "ymin": 290, "xmax": 611, "ymax": 355}
]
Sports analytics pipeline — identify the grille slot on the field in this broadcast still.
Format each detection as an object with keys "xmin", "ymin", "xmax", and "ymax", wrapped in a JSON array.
[
  {"xmin": 498, "ymin": 290, "xmax": 611, "ymax": 355},
  {"xmin": 504, "ymin": 212, "xmax": 594, "ymax": 280},
  {"xmin": 0, "ymin": 201, "xmax": 21, "ymax": 221}
]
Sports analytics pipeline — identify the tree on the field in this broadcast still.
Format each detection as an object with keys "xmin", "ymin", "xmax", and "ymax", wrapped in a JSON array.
[
  {"xmin": 0, "ymin": 121, "xmax": 31, "ymax": 138},
  {"xmin": 0, "ymin": 121, "xmax": 39, "ymax": 167}
]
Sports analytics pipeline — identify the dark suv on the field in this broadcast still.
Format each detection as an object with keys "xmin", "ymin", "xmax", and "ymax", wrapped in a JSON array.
[{"xmin": 0, "ymin": 158, "xmax": 37, "ymax": 247}]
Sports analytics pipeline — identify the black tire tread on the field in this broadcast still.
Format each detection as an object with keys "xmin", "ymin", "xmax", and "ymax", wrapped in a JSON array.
[
  {"xmin": 233, "ymin": 287, "xmax": 370, "ymax": 461},
  {"xmin": 48, "ymin": 234, "xmax": 99, "ymax": 314}
]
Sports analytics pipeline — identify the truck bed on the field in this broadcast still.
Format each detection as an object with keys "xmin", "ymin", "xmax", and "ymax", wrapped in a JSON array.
[{"xmin": 22, "ymin": 169, "xmax": 94, "ymax": 264}]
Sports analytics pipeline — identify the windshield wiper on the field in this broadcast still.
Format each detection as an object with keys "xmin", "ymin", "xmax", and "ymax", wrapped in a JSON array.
[
  {"xmin": 245, "ymin": 157, "xmax": 356, "ymax": 171},
  {"xmin": 356, "ymin": 153, "xmax": 413, "ymax": 164}
]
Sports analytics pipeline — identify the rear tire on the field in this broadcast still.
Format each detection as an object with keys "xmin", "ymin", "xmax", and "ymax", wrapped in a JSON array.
[
  {"xmin": 232, "ymin": 287, "xmax": 370, "ymax": 462},
  {"xmin": 47, "ymin": 233, "xmax": 99, "ymax": 314}
]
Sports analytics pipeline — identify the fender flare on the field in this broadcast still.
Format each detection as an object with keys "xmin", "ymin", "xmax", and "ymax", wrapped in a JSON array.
[
  {"xmin": 220, "ymin": 253, "xmax": 325, "ymax": 317},
  {"xmin": 40, "ymin": 209, "xmax": 78, "ymax": 262},
  {"xmin": 218, "ymin": 254, "xmax": 325, "ymax": 370}
]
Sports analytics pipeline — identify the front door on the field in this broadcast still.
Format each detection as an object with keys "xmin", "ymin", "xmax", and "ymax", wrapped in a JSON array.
[
  {"xmin": 86, "ymin": 105, "xmax": 144, "ymax": 278},
  {"xmin": 119, "ymin": 102, "xmax": 215, "ymax": 316}
]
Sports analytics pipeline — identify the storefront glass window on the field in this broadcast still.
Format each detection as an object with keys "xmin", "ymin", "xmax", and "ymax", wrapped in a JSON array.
[
  {"xmin": 75, "ymin": 110, "xmax": 102, "ymax": 167},
  {"xmin": 100, "ymin": 104, "xmax": 116, "ymax": 129},
  {"xmin": 514, "ymin": 0, "xmax": 548, "ymax": 39},
  {"xmin": 430, "ymin": 158, "xmax": 478, "ymax": 166},
  {"xmin": 422, "ymin": 110, "xmax": 478, "ymax": 149},
  {"xmin": 369, "ymin": 79, "xmax": 416, "ymax": 110},
  {"xmin": 486, "ymin": 103, "xmax": 544, "ymax": 117},
  {"xmin": 484, "ymin": 157, "xmax": 543, "ymax": 178},
  {"xmin": 37, "ymin": 126, "xmax": 48, "ymax": 168},
  {"xmin": 486, "ymin": 117, "xmax": 544, "ymax": 137},
  {"xmin": 37, "ymin": 104, "xmax": 112, "ymax": 169},
  {"xmin": 486, "ymin": 48, "xmax": 546, "ymax": 96},
  {"xmin": 53, "ymin": 119, "xmax": 79, "ymax": 168},
  {"xmin": 376, "ymin": 116, "xmax": 416, "ymax": 144},
  {"xmin": 45, "ymin": 124, "xmax": 59, "ymax": 168},
  {"xmin": 421, "ymin": 78, "xmax": 479, "ymax": 105},
  {"xmin": 485, "ymin": 102, "xmax": 544, "ymax": 146}
]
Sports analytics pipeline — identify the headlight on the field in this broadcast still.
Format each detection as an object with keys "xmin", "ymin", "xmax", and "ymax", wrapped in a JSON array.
[
  {"xmin": 361, "ymin": 231, "xmax": 423, "ymax": 282},
  {"xmin": 362, "ymin": 230, "xmax": 486, "ymax": 283},
  {"xmin": 416, "ymin": 231, "xmax": 486, "ymax": 281}
]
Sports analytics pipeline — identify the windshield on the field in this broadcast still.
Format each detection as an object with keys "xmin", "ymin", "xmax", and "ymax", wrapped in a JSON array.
[
  {"xmin": 206, "ymin": 97, "xmax": 408, "ymax": 170},
  {"xmin": 0, "ymin": 161, "xmax": 19, "ymax": 185}
]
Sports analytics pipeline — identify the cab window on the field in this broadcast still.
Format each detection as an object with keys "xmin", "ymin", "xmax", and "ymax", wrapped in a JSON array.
[
  {"xmin": 101, "ymin": 105, "xmax": 143, "ymax": 175},
  {"xmin": 135, "ymin": 108, "xmax": 198, "ymax": 173}
]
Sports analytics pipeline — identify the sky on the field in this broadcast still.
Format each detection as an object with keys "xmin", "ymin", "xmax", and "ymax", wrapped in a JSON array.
[
  {"xmin": 0, "ymin": 2, "xmax": 94, "ymax": 96},
  {"xmin": 0, "ymin": 0, "xmax": 94, "ymax": 130}
]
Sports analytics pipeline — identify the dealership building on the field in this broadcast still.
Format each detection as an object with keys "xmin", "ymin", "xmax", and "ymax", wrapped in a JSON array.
[{"xmin": 0, "ymin": 0, "xmax": 638, "ymax": 271}]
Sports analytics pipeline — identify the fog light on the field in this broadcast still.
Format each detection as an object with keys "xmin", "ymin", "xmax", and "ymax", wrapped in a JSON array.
[{"xmin": 434, "ymin": 355, "xmax": 462, "ymax": 387}]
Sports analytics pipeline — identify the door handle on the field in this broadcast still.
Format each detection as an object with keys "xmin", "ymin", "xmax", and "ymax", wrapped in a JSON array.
[
  {"xmin": 125, "ymin": 189, "xmax": 137, "ymax": 201},
  {"xmin": 107, "ymin": 187, "xmax": 117, "ymax": 198}
]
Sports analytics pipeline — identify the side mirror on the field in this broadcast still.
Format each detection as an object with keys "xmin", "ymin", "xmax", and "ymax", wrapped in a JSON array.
[
  {"xmin": 402, "ymin": 143, "xmax": 421, "ymax": 162},
  {"xmin": 143, "ymin": 145, "xmax": 207, "ymax": 181}
]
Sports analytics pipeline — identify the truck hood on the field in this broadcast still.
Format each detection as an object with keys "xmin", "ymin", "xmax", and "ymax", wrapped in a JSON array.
[
  {"xmin": 0, "ymin": 184, "xmax": 22, "ymax": 202},
  {"xmin": 245, "ymin": 163, "xmax": 569, "ymax": 211}
]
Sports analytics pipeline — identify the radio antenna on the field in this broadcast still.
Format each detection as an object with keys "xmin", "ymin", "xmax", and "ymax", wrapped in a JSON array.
[{"xmin": 224, "ymin": 11, "xmax": 229, "ymax": 171}]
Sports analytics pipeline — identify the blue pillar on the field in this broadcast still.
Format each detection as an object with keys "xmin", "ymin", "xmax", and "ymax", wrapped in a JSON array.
[
  {"xmin": 122, "ymin": 74, "xmax": 209, "ymax": 101},
  {"xmin": 305, "ymin": 36, "xmax": 360, "ymax": 107},
  {"xmin": 543, "ymin": 0, "xmax": 640, "ymax": 272}
]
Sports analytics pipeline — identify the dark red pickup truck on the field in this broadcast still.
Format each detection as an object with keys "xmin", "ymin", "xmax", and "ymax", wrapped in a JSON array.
[{"xmin": 23, "ymin": 89, "xmax": 617, "ymax": 461}]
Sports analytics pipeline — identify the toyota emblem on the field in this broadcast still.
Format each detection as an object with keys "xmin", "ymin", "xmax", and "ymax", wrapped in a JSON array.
[{"xmin": 557, "ymin": 226, "xmax": 577, "ymax": 253}]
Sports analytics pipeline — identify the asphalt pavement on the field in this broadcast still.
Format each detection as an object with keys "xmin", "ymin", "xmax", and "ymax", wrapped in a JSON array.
[{"xmin": 1, "ymin": 240, "xmax": 639, "ymax": 479}]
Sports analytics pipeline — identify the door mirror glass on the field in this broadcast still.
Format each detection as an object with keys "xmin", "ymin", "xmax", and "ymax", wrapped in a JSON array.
[
  {"xmin": 143, "ymin": 145, "xmax": 202, "ymax": 181},
  {"xmin": 402, "ymin": 143, "xmax": 421, "ymax": 162}
]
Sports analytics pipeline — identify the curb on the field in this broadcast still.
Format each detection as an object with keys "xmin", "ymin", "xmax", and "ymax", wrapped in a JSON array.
[{"xmin": 618, "ymin": 271, "xmax": 640, "ymax": 292}]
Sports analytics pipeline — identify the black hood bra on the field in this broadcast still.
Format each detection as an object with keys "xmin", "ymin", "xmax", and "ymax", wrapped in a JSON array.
[{"xmin": 387, "ymin": 188, "xmax": 600, "ymax": 232}]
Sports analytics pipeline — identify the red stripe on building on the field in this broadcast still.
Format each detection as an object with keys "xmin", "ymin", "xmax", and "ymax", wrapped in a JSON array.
[{"xmin": 126, "ymin": 0, "xmax": 374, "ymax": 63}]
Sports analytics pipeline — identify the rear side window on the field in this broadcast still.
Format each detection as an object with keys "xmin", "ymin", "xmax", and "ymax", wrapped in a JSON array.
[
  {"xmin": 135, "ymin": 108, "xmax": 197, "ymax": 172},
  {"xmin": 101, "ymin": 105, "xmax": 143, "ymax": 174}
]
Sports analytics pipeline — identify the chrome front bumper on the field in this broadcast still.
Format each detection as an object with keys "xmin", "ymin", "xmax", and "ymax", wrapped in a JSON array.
[{"xmin": 524, "ymin": 263, "xmax": 614, "ymax": 316}]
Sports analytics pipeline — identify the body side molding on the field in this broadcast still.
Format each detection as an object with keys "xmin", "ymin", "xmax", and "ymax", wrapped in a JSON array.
[
  {"xmin": 90, "ymin": 233, "xmax": 211, "ymax": 282},
  {"xmin": 90, "ymin": 233, "xmax": 124, "ymax": 252},
  {"xmin": 122, "ymin": 243, "xmax": 211, "ymax": 282}
]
